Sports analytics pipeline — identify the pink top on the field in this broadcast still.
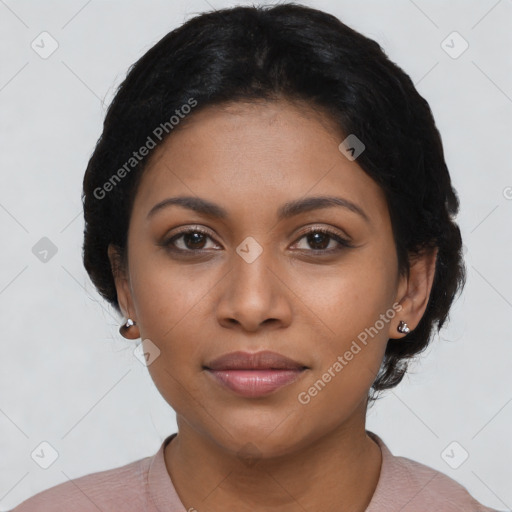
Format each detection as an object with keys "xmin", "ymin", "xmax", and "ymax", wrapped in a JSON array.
[{"xmin": 11, "ymin": 431, "xmax": 500, "ymax": 511}]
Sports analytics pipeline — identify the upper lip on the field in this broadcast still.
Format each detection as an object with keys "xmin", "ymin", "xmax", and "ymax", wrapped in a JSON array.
[{"xmin": 204, "ymin": 350, "xmax": 307, "ymax": 371}]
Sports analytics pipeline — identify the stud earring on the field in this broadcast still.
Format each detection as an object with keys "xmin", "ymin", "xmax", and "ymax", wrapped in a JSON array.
[
  {"xmin": 119, "ymin": 318, "xmax": 137, "ymax": 337},
  {"xmin": 397, "ymin": 320, "xmax": 410, "ymax": 334}
]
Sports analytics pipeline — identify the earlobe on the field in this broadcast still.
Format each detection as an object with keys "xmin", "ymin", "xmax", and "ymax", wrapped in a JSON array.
[
  {"xmin": 119, "ymin": 318, "xmax": 140, "ymax": 340},
  {"xmin": 393, "ymin": 246, "xmax": 438, "ymax": 338}
]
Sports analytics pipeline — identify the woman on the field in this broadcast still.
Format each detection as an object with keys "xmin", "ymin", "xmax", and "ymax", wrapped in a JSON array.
[{"xmin": 12, "ymin": 3, "xmax": 501, "ymax": 511}]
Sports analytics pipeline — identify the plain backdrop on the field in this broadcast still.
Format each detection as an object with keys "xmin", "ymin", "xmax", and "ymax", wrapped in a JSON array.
[{"xmin": 0, "ymin": 0, "xmax": 511, "ymax": 510}]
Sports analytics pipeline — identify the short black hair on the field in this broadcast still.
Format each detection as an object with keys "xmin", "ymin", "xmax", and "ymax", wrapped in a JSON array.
[{"xmin": 82, "ymin": 2, "xmax": 466, "ymax": 403}]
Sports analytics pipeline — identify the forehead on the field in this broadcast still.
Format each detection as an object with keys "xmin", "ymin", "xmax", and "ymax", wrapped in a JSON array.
[{"xmin": 132, "ymin": 99, "xmax": 389, "ymax": 228}]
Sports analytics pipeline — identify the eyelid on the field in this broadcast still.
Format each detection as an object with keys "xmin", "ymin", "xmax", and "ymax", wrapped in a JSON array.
[
  {"xmin": 161, "ymin": 223, "xmax": 354, "ymax": 254},
  {"xmin": 165, "ymin": 223, "xmax": 350, "ymax": 240},
  {"xmin": 291, "ymin": 225, "xmax": 355, "ymax": 251},
  {"xmin": 293, "ymin": 223, "xmax": 350, "ymax": 241},
  {"xmin": 162, "ymin": 225, "xmax": 221, "ymax": 247}
]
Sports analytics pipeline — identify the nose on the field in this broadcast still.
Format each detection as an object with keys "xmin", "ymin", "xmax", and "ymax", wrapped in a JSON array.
[{"xmin": 215, "ymin": 249, "xmax": 293, "ymax": 332}]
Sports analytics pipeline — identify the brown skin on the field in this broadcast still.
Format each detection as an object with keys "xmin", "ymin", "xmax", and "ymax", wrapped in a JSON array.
[{"xmin": 109, "ymin": 99, "xmax": 437, "ymax": 512}]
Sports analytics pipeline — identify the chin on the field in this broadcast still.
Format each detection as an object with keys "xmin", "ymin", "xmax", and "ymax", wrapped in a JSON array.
[{"xmin": 203, "ymin": 416, "xmax": 313, "ymax": 461}]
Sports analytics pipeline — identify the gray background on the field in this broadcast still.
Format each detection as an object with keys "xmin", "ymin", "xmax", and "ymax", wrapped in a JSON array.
[{"xmin": 0, "ymin": 0, "xmax": 511, "ymax": 510}]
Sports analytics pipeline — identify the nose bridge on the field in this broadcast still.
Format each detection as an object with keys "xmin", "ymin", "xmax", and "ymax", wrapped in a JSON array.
[
  {"xmin": 215, "ymin": 234, "xmax": 291, "ymax": 330},
  {"xmin": 231, "ymin": 235, "xmax": 275, "ymax": 300}
]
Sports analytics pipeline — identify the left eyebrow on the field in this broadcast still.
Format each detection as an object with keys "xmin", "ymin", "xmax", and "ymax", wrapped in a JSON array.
[
  {"xmin": 146, "ymin": 195, "xmax": 370, "ymax": 223},
  {"xmin": 277, "ymin": 195, "xmax": 370, "ymax": 223}
]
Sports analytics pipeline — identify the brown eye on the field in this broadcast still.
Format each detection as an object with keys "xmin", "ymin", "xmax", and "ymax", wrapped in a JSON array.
[
  {"xmin": 161, "ymin": 225, "xmax": 353, "ymax": 256},
  {"xmin": 293, "ymin": 227, "xmax": 354, "ymax": 253},
  {"xmin": 162, "ymin": 227, "xmax": 220, "ymax": 253},
  {"xmin": 180, "ymin": 231, "xmax": 207, "ymax": 250},
  {"xmin": 306, "ymin": 231, "xmax": 331, "ymax": 250}
]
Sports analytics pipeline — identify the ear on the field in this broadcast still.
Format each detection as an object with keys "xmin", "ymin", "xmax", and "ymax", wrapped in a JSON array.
[
  {"xmin": 108, "ymin": 243, "xmax": 140, "ymax": 340},
  {"xmin": 392, "ymin": 246, "xmax": 438, "ymax": 339}
]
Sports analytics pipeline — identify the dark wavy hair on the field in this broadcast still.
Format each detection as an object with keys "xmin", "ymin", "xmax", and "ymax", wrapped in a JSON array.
[{"xmin": 82, "ymin": 2, "xmax": 466, "ymax": 403}]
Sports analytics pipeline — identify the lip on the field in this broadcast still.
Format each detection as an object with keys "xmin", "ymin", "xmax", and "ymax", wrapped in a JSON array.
[
  {"xmin": 205, "ymin": 350, "xmax": 307, "ymax": 371},
  {"xmin": 204, "ymin": 350, "xmax": 308, "ymax": 398}
]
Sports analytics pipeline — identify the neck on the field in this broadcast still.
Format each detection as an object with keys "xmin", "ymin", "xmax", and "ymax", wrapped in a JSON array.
[{"xmin": 164, "ymin": 401, "xmax": 382, "ymax": 512}]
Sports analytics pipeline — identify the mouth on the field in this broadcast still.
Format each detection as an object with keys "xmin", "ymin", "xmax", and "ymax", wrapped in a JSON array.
[{"xmin": 203, "ymin": 350, "xmax": 309, "ymax": 397}]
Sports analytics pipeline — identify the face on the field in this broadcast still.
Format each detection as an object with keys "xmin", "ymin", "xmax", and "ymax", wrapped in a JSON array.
[{"xmin": 111, "ymin": 99, "xmax": 411, "ymax": 458}]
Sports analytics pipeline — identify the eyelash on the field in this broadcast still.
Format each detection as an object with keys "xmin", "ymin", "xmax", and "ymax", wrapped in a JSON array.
[{"xmin": 161, "ymin": 225, "xmax": 354, "ymax": 255}]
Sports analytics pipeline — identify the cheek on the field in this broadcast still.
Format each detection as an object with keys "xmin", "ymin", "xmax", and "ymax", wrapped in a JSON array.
[
  {"xmin": 129, "ymin": 253, "xmax": 216, "ymax": 362},
  {"xmin": 132, "ymin": 263, "xmax": 208, "ymax": 409},
  {"xmin": 129, "ymin": 242, "xmax": 198, "ymax": 321},
  {"xmin": 298, "ymin": 254, "xmax": 396, "ymax": 393},
  {"xmin": 302, "ymin": 255, "xmax": 396, "ymax": 340}
]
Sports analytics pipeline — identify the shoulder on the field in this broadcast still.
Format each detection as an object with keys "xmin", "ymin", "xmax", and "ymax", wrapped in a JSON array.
[
  {"xmin": 367, "ymin": 432, "xmax": 501, "ymax": 512},
  {"xmin": 394, "ymin": 454, "xmax": 497, "ymax": 511},
  {"xmin": 11, "ymin": 455, "xmax": 152, "ymax": 512}
]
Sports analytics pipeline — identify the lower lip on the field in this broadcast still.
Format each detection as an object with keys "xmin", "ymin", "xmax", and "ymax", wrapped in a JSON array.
[{"xmin": 206, "ymin": 369, "xmax": 305, "ymax": 397}]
